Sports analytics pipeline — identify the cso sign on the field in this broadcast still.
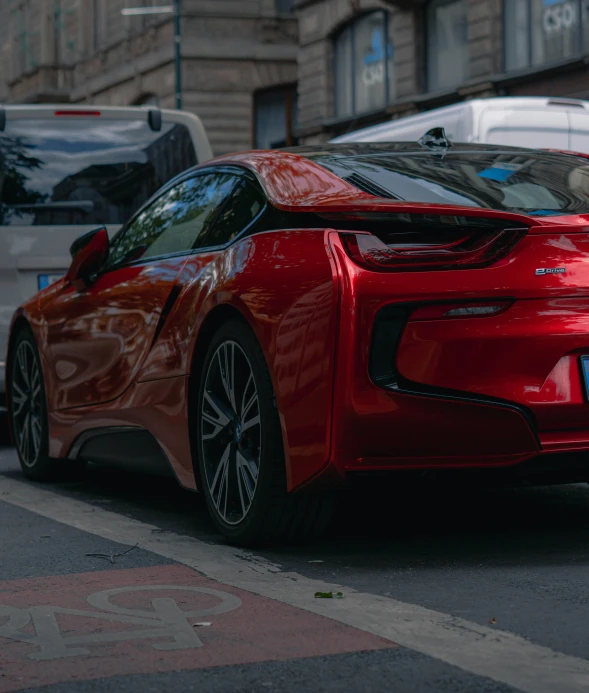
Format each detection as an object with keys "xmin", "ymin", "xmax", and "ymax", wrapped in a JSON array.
[{"xmin": 543, "ymin": 0, "xmax": 577, "ymax": 34}]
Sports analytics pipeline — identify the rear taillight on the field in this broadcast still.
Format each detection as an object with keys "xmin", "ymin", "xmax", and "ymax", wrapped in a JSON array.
[
  {"xmin": 340, "ymin": 221, "xmax": 527, "ymax": 272},
  {"xmin": 339, "ymin": 225, "xmax": 526, "ymax": 272}
]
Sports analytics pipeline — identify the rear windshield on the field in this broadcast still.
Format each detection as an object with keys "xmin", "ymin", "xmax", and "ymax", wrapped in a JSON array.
[
  {"xmin": 0, "ymin": 118, "xmax": 198, "ymax": 226},
  {"xmin": 308, "ymin": 150, "xmax": 589, "ymax": 216}
]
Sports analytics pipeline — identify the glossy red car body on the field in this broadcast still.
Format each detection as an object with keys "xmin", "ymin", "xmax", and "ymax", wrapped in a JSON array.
[{"xmin": 9, "ymin": 147, "xmax": 589, "ymax": 495}]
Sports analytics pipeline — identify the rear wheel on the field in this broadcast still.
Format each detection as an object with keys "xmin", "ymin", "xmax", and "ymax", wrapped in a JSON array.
[
  {"xmin": 196, "ymin": 319, "xmax": 334, "ymax": 546},
  {"xmin": 9, "ymin": 327, "xmax": 83, "ymax": 481}
]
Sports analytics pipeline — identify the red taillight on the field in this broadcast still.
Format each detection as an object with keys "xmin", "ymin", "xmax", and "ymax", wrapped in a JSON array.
[
  {"xmin": 340, "ymin": 226, "xmax": 526, "ymax": 272},
  {"xmin": 54, "ymin": 110, "xmax": 101, "ymax": 117}
]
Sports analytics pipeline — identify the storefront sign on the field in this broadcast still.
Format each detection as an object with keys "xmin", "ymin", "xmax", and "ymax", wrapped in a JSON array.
[
  {"xmin": 362, "ymin": 28, "xmax": 394, "ymax": 87},
  {"xmin": 543, "ymin": 0, "xmax": 577, "ymax": 34}
]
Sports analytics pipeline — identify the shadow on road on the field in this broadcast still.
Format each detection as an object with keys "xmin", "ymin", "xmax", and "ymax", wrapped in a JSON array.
[{"xmin": 2, "ymin": 435, "xmax": 589, "ymax": 572}]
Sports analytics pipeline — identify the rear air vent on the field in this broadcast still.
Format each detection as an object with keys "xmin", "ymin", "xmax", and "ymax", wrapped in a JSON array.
[{"xmin": 344, "ymin": 173, "xmax": 400, "ymax": 200}]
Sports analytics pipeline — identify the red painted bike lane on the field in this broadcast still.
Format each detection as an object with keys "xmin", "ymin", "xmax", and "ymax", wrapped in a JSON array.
[{"xmin": 0, "ymin": 564, "xmax": 395, "ymax": 692}]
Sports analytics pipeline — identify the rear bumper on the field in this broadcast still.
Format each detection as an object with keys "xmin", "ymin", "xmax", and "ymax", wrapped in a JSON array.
[
  {"xmin": 396, "ymin": 296, "xmax": 589, "ymax": 434},
  {"xmin": 316, "ymin": 234, "xmax": 589, "ymax": 486}
]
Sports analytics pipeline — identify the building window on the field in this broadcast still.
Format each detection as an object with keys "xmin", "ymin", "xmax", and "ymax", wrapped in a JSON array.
[
  {"xmin": 333, "ymin": 11, "xmax": 395, "ymax": 119},
  {"xmin": 254, "ymin": 86, "xmax": 298, "ymax": 149},
  {"xmin": 505, "ymin": 0, "xmax": 588, "ymax": 72},
  {"xmin": 427, "ymin": 0, "xmax": 468, "ymax": 91},
  {"xmin": 275, "ymin": 0, "xmax": 293, "ymax": 13}
]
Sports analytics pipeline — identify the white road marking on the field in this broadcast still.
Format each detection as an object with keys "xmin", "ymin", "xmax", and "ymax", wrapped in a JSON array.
[
  {"xmin": 0, "ymin": 585, "xmax": 240, "ymax": 660},
  {"xmin": 1, "ymin": 474, "xmax": 589, "ymax": 693}
]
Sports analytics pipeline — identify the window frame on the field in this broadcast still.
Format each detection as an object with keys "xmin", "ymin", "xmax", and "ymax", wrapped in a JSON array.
[
  {"xmin": 333, "ymin": 10, "xmax": 394, "ymax": 119},
  {"xmin": 102, "ymin": 166, "xmax": 268, "ymax": 273}
]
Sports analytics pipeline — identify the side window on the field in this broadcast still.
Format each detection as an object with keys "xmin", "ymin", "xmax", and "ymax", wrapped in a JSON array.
[
  {"xmin": 106, "ymin": 173, "xmax": 238, "ymax": 267},
  {"xmin": 201, "ymin": 178, "xmax": 266, "ymax": 247}
]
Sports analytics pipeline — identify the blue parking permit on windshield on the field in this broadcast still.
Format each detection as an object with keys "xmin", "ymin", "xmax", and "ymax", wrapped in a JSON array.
[
  {"xmin": 478, "ymin": 168, "xmax": 515, "ymax": 182},
  {"xmin": 527, "ymin": 209, "xmax": 562, "ymax": 216}
]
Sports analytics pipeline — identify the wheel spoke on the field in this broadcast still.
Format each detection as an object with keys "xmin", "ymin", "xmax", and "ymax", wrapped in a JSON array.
[
  {"xmin": 241, "ymin": 413, "xmax": 260, "ymax": 433},
  {"xmin": 17, "ymin": 345, "xmax": 29, "ymax": 387},
  {"xmin": 201, "ymin": 391, "xmax": 231, "ymax": 440},
  {"xmin": 31, "ymin": 364, "xmax": 40, "ymax": 401},
  {"xmin": 209, "ymin": 443, "xmax": 231, "ymax": 510},
  {"xmin": 31, "ymin": 415, "xmax": 41, "ymax": 456},
  {"xmin": 218, "ymin": 343, "xmax": 236, "ymax": 410},
  {"xmin": 19, "ymin": 412, "xmax": 30, "ymax": 461},
  {"xmin": 236, "ymin": 450, "xmax": 256, "ymax": 507},
  {"xmin": 240, "ymin": 373, "xmax": 258, "ymax": 422},
  {"xmin": 11, "ymin": 382, "xmax": 27, "ymax": 416}
]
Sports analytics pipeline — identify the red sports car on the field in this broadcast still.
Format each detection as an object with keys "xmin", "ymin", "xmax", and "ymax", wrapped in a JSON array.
[{"xmin": 8, "ymin": 138, "xmax": 589, "ymax": 545}]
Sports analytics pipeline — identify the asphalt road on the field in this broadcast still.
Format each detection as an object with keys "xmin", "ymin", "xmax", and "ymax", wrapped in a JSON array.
[{"xmin": 1, "ymin": 433, "xmax": 589, "ymax": 692}]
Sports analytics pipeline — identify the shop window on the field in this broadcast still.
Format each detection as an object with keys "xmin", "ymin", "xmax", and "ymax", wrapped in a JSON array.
[
  {"xmin": 427, "ymin": 0, "xmax": 468, "ymax": 91},
  {"xmin": 333, "ymin": 11, "xmax": 395, "ymax": 118},
  {"xmin": 505, "ymin": 0, "xmax": 588, "ymax": 71},
  {"xmin": 254, "ymin": 86, "xmax": 298, "ymax": 149}
]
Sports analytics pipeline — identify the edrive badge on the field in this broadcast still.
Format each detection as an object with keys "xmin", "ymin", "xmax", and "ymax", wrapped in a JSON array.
[{"xmin": 535, "ymin": 267, "xmax": 566, "ymax": 276}]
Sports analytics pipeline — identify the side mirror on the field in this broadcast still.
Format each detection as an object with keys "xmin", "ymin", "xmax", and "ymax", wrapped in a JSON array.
[{"xmin": 65, "ymin": 227, "xmax": 109, "ymax": 290}]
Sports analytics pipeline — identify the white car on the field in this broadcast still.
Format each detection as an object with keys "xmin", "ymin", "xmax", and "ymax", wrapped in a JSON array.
[{"xmin": 0, "ymin": 104, "xmax": 213, "ymax": 408}]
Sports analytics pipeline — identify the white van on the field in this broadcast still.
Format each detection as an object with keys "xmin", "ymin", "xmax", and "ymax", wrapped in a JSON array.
[
  {"xmin": 331, "ymin": 96, "xmax": 589, "ymax": 151},
  {"xmin": 0, "ymin": 105, "xmax": 213, "ymax": 405}
]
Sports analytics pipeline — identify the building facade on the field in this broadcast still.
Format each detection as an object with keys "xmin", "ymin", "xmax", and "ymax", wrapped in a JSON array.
[
  {"xmin": 0, "ymin": 0, "xmax": 298, "ymax": 155},
  {"xmin": 296, "ymin": 0, "xmax": 589, "ymax": 143},
  {"xmin": 3, "ymin": 1, "xmax": 589, "ymax": 153}
]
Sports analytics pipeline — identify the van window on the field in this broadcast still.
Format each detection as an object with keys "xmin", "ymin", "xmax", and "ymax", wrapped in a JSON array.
[
  {"xmin": 307, "ymin": 148, "xmax": 589, "ymax": 215},
  {"xmin": 0, "ymin": 118, "xmax": 198, "ymax": 227}
]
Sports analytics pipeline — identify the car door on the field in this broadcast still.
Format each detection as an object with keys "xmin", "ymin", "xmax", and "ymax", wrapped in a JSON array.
[{"xmin": 42, "ymin": 171, "xmax": 240, "ymax": 410}]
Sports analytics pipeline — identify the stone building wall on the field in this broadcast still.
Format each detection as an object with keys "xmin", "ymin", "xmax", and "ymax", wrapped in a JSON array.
[{"xmin": 0, "ymin": 0, "xmax": 298, "ymax": 155}]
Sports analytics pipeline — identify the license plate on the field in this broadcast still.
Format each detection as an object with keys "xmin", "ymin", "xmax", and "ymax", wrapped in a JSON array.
[
  {"xmin": 580, "ymin": 356, "xmax": 589, "ymax": 400},
  {"xmin": 37, "ymin": 273, "xmax": 63, "ymax": 290}
]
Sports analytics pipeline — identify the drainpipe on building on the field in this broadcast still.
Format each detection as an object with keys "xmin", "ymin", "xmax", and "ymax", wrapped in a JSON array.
[{"xmin": 174, "ymin": 0, "xmax": 182, "ymax": 110}]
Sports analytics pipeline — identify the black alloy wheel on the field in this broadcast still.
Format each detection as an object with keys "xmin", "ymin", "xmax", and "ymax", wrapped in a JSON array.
[
  {"xmin": 196, "ymin": 319, "xmax": 335, "ymax": 546},
  {"xmin": 9, "ymin": 327, "xmax": 83, "ymax": 481}
]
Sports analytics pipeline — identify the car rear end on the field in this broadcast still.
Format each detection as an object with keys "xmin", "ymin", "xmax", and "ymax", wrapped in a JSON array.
[
  {"xmin": 301, "ymin": 145, "xmax": 589, "ymax": 485},
  {"xmin": 0, "ymin": 104, "xmax": 212, "ymax": 405}
]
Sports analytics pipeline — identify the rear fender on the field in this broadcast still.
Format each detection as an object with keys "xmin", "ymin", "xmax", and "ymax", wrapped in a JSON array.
[{"xmin": 136, "ymin": 230, "xmax": 341, "ymax": 490}]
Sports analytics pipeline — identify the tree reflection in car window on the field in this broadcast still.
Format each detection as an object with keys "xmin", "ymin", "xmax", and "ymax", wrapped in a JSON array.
[
  {"xmin": 0, "ymin": 120, "xmax": 198, "ymax": 227},
  {"xmin": 201, "ymin": 178, "xmax": 266, "ymax": 247},
  {"xmin": 106, "ymin": 172, "xmax": 239, "ymax": 267}
]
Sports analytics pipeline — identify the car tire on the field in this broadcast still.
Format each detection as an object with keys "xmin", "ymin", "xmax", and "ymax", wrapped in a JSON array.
[
  {"xmin": 196, "ymin": 319, "xmax": 335, "ymax": 547},
  {"xmin": 8, "ymin": 326, "xmax": 85, "ymax": 482}
]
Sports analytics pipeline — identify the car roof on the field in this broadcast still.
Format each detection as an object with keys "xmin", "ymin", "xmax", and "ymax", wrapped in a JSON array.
[{"xmin": 280, "ymin": 142, "xmax": 541, "ymax": 156}]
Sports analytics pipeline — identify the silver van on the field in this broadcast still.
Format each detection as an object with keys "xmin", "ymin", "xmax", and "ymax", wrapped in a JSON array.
[
  {"xmin": 0, "ymin": 105, "xmax": 213, "ymax": 407},
  {"xmin": 331, "ymin": 96, "xmax": 589, "ymax": 151}
]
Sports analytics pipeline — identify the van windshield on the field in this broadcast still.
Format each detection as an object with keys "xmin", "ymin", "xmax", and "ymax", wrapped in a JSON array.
[
  {"xmin": 304, "ymin": 147, "xmax": 589, "ymax": 216},
  {"xmin": 0, "ymin": 118, "xmax": 197, "ymax": 226}
]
